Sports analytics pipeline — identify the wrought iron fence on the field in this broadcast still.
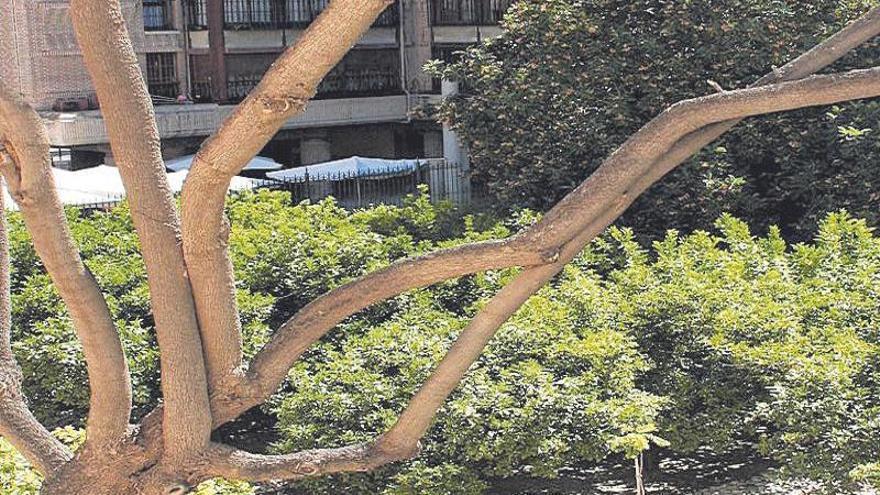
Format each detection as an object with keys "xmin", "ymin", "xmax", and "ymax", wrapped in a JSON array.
[
  {"xmin": 254, "ymin": 159, "xmax": 474, "ymax": 208},
  {"xmin": 431, "ymin": 0, "xmax": 513, "ymax": 25},
  {"xmin": 66, "ymin": 159, "xmax": 474, "ymax": 213}
]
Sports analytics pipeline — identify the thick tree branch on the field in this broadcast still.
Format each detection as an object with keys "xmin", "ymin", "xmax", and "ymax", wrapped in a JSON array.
[
  {"xmin": 198, "ymin": 441, "xmax": 409, "ymax": 483},
  {"xmin": 522, "ymin": 66, "xmax": 880, "ymax": 249},
  {"xmin": 377, "ymin": 205, "xmax": 627, "ymax": 452},
  {"xmin": 180, "ymin": 0, "xmax": 396, "ymax": 396},
  {"xmin": 215, "ymin": 65, "xmax": 880, "ymax": 429},
  {"xmin": 0, "ymin": 87, "xmax": 131, "ymax": 447},
  {"xmin": 378, "ymin": 65, "xmax": 880, "ymax": 452},
  {"xmin": 562, "ymin": 4, "xmax": 880, "ymax": 240},
  {"xmin": 68, "ymin": 0, "xmax": 212, "ymax": 459},
  {"xmin": 132, "ymin": 6, "xmax": 880, "ymax": 481},
  {"xmin": 0, "ymin": 171, "xmax": 72, "ymax": 474}
]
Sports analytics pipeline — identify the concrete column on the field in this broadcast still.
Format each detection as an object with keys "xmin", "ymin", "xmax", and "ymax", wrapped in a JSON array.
[
  {"xmin": 300, "ymin": 134, "xmax": 332, "ymax": 165},
  {"xmin": 441, "ymin": 80, "xmax": 471, "ymax": 202},
  {"xmin": 172, "ymin": 0, "xmax": 189, "ymax": 98},
  {"xmin": 299, "ymin": 132, "xmax": 333, "ymax": 199},
  {"xmin": 403, "ymin": 0, "xmax": 435, "ymax": 93},
  {"xmin": 207, "ymin": 0, "xmax": 228, "ymax": 101}
]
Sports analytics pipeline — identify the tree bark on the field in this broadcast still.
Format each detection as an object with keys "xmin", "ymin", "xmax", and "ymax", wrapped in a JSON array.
[
  {"xmin": 0, "ymin": 166, "xmax": 72, "ymax": 474},
  {"xmin": 68, "ymin": 0, "xmax": 212, "ymax": 460},
  {"xmin": 0, "ymin": 86, "xmax": 132, "ymax": 448},
  {"xmin": 216, "ymin": 64, "xmax": 880, "ymax": 429},
  {"xmin": 181, "ymin": 0, "xmax": 397, "ymax": 396}
]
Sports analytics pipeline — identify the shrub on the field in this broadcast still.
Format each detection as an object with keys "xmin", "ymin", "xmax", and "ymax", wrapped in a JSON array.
[
  {"xmin": 272, "ymin": 289, "xmax": 665, "ymax": 495},
  {"xmin": 7, "ymin": 189, "xmax": 880, "ymax": 493},
  {"xmin": 271, "ymin": 212, "xmax": 880, "ymax": 494},
  {"xmin": 7, "ymin": 190, "xmax": 500, "ymax": 426}
]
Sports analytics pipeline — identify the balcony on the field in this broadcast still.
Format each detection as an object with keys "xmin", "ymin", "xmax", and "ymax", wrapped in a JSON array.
[
  {"xmin": 220, "ymin": 66, "xmax": 402, "ymax": 103},
  {"xmin": 184, "ymin": 0, "xmax": 399, "ymax": 30},
  {"xmin": 431, "ymin": 0, "xmax": 513, "ymax": 25},
  {"xmin": 42, "ymin": 95, "xmax": 436, "ymax": 147}
]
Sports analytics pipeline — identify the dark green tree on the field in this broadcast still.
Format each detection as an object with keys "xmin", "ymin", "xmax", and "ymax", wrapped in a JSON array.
[{"xmin": 430, "ymin": 0, "xmax": 880, "ymax": 240}]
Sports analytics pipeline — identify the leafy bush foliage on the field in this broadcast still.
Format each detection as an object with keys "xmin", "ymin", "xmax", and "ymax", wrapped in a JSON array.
[
  {"xmin": 429, "ymin": 0, "xmax": 880, "ymax": 240},
  {"xmin": 7, "ymin": 191, "xmax": 484, "ymax": 425},
  {"xmin": 6, "ymin": 192, "xmax": 880, "ymax": 493},
  {"xmin": 271, "ymin": 212, "xmax": 880, "ymax": 494}
]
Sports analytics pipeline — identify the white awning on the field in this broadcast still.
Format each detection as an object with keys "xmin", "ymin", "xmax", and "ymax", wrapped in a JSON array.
[
  {"xmin": 3, "ymin": 165, "xmax": 260, "ymax": 211},
  {"xmin": 166, "ymin": 169, "xmax": 259, "ymax": 192},
  {"xmin": 266, "ymin": 156, "xmax": 420, "ymax": 181},
  {"xmin": 165, "ymin": 154, "xmax": 283, "ymax": 172}
]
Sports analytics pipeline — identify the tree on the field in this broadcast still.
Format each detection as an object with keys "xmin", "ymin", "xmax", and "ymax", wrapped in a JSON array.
[
  {"xmin": 430, "ymin": 0, "xmax": 880, "ymax": 240},
  {"xmin": 2, "ymin": 1, "xmax": 880, "ymax": 493}
]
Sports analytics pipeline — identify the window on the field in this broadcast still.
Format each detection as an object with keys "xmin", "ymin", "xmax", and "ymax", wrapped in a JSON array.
[
  {"xmin": 146, "ymin": 53, "xmax": 179, "ymax": 100},
  {"xmin": 185, "ymin": 0, "xmax": 208, "ymax": 30},
  {"xmin": 221, "ymin": 0, "xmax": 396, "ymax": 29},
  {"xmin": 143, "ymin": 0, "xmax": 172, "ymax": 30}
]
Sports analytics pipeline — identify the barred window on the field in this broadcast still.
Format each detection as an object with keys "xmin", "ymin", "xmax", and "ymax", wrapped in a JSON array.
[
  {"xmin": 221, "ymin": 0, "xmax": 395, "ymax": 29},
  {"xmin": 146, "ymin": 53, "xmax": 180, "ymax": 99},
  {"xmin": 185, "ymin": 0, "xmax": 208, "ymax": 29},
  {"xmin": 143, "ymin": 0, "xmax": 172, "ymax": 30}
]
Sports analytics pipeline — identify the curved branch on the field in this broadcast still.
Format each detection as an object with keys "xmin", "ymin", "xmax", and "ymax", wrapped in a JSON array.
[
  {"xmin": 0, "ymin": 88, "xmax": 131, "ymax": 446},
  {"xmin": 521, "ymin": 65, "xmax": 880, "ymax": 249},
  {"xmin": 212, "ymin": 237, "xmax": 556, "ymax": 425},
  {"xmin": 623, "ymin": 5, "xmax": 880, "ymax": 200},
  {"xmin": 0, "ymin": 171, "xmax": 72, "ymax": 474},
  {"xmin": 180, "ymin": 0, "xmax": 397, "ymax": 395},
  {"xmin": 377, "ymin": 203, "xmax": 627, "ymax": 452},
  {"xmin": 211, "ymin": 65, "xmax": 880, "ymax": 430},
  {"xmin": 68, "ymin": 0, "xmax": 211, "ymax": 458},
  {"xmin": 378, "ymin": 65, "xmax": 880, "ymax": 452},
  {"xmin": 198, "ymin": 441, "xmax": 408, "ymax": 483}
]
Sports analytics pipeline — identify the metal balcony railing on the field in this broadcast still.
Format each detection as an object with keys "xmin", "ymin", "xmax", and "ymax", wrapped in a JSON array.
[
  {"xmin": 148, "ymin": 81, "xmax": 182, "ymax": 101},
  {"xmin": 431, "ymin": 0, "xmax": 513, "ymax": 25},
  {"xmin": 180, "ymin": 0, "xmax": 398, "ymax": 30},
  {"xmin": 223, "ymin": 66, "xmax": 401, "ymax": 103}
]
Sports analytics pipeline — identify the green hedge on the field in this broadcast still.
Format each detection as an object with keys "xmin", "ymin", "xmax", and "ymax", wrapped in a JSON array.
[{"xmin": 429, "ymin": 0, "xmax": 880, "ymax": 240}]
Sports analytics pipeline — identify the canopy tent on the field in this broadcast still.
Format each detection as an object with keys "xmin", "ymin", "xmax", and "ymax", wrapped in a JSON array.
[
  {"xmin": 165, "ymin": 154, "xmax": 283, "ymax": 172},
  {"xmin": 266, "ymin": 156, "xmax": 420, "ymax": 181},
  {"xmin": 3, "ymin": 165, "xmax": 260, "ymax": 211},
  {"xmin": 165, "ymin": 169, "xmax": 259, "ymax": 193}
]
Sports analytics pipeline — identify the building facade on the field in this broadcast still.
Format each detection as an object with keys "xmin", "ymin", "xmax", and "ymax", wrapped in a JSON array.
[{"xmin": 0, "ymin": 0, "xmax": 512, "ymax": 169}]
